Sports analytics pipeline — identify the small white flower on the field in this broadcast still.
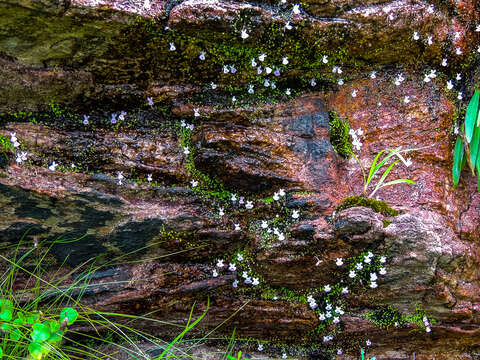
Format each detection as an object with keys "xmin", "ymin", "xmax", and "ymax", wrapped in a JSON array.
[
  {"xmin": 476, "ymin": 24, "xmax": 480, "ymax": 32},
  {"xmin": 183, "ymin": 146, "xmax": 190, "ymax": 155},
  {"xmin": 216, "ymin": 259, "xmax": 224, "ymax": 267},
  {"xmin": 388, "ymin": 13, "xmax": 394, "ymax": 20},
  {"xmin": 370, "ymin": 71, "xmax": 377, "ymax": 79},
  {"xmin": 322, "ymin": 55, "xmax": 328, "ymax": 64},
  {"xmin": 285, "ymin": 88, "xmax": 291, "ymax": 96},
  {"xmin": 229, "ymin": 263, "xmax": 237, "ymax": 271},
  {"xmin": 82, "ymin": 115, "xmax": 89, "ymax": 125},
  {"xmin": 199, "ymin": 51, "xmax": 206, "ymax": 61},
  {"xmin": 210, "ymin": 82, "xmax": 217, "ymax": 89},
  {"xmin": 282, "ymin": 56, "xmax": 289, "ymax": 65},
  {"xmin": 457, "ymin": 92, "xmax": 463, "ymax": 100},
  {"xmin": 237, "ymin": 253, "xmax": 244, "ymax": 261},
  {"xmin": 333, "ymin": 317, "xmax": 340, "ymax": 324},
  {"xmin": 324, "ymin": 284, "xmax": 331, "ymax": 292},
  {"xmin": 447, "ymin": 80, "xmax": 454, "ymax": 90},
  {"xmin": 349, "ymin": 270, "xmax": 356, "ymax": 278},
  {"xmin": 412, "ymin": 31, "xmax": 420, "ymax": 41},
  {"xmin": 338, "ymin": 78, "xmax": 344, "ymax": 85},
  {"xmin": 336, "ymin": 258, "xmax": 343, "ymax": 266},
  {"xmin": 325, "ymin": 312, "xmax": 332, "ymax": 318},
  {"xmin": 428, "ymin": 70, "xmax": 437, "ymax": 79},
  {"xmin": 219, "ymin": 207, "xmax": 224, "ymax": 217},
  {"xmin": 454, "ymin": 31, "xmax": 461, "ymax": 40},
  {"xmin": 258, "ymin": 54, "xmax": 266, "ymax": 62},
  {"xmin": 212, "ymin": 269, "xmax": 218, "ymax": 277},
  {"xmin": 292, "ymin": 210, "xmax": 299, "ymax": 219},
  {"xmin": 248, "ymin": 84, "xmax": 254, "ymax": 94},
  {"xmin": 379, "ymin": 267, "xmax": 387, "ymax": 275},
  {"xmin": 278, "ymin": 188, "xmax": 286, "ymax": 196},
  {"xmin": 232, "ymin": 96, "xmax": 237, "ymax": 103},
  {"xmin": 477, "ymin": 46, "xmax": 480, "ymax": 54},
  {"xmin": 351, "ymin": 89, "xmax": 357, "ymax": 97},
  {"xmin": 426, "ymin": 35, "xmax": 433, "ymax": 45},
  {"xmin": 426, "ymin": 326, "xmax": 431, "ymax": 333},
  {"xmin": 380, "ymin": 256, "xmax": 386, "ymax": 263},
  {"xmin": 251, "ymin": 58, "xmax": 257, "ymax": 68},
  {"xmin": 257, "ymin": 344, "xmax": 264, "ymax": 351},
  {"xmin": 252, "ymin": 277, "xmax": 259, "ymax": 286},
  {"xmin": 337, "ymin": 349, "xmax": 343, "ymax": 355},
  {"xmin": 356, "ymin": 263, "xmax": 363, "ymax": 270},
  {"xmin": 277, "ymin": 233, "xmax": 285, "ymax": 241},
  {"xmin": 282, "ymin": 353, "xmax": 287, "ymax": 359},
  {"xmin": 456, "ymin": 73, "xmax": 462, "ymax": 81},
  {"xmin": 234, "ymin": 224, "xmax": 241, "ymax": 231},
  {"xmin": 341, "ymin": 287, "xmax": 349, "ymax": 294},
  {"xmin": 285, "ymin": 22, "xmax": 293, "ymax": 30},
  {"xmin": 261, "ymin": 220, "xmax": 268, "ymax": 229},
  {"xmin": 423, "ymin": 74, "xmax": 431, "ymax": 83},
  {"xmin": 245, "ymin": 200, "xmax": 254, "ymax": 209},
  {"xmin": 441, "ymin": 58, "xmax": 448, "ymax": 67},
  {"xmin": 427, "ymin": 5, "xmax": 434, "ymax": 13},
  {"xmin": 310, "ymin": 78, "xmax": 316, "ymax": 87},
  {"xmin": 264, "ymin": 79, "xmax": 270, "ymax": 87},
  {"xmin": 16, "ymin": 151, "xmax": 27, "ymax": 164},
  {"xmin": 370, "ymin": 273, "xmax": 378, "ymax": 281},
  {"xmin": 325, "ymin": 303, "xmax": 332, "ymax": 311},
  {"xmin": 366, "ymin": 339, "xmax": 372, "ymax": 346},
  {"xmin": 404, "ymin": 96, "xmax": 410, "ymax": 104},
  {"xmin": 265, "ymin": 66, "xmax": 272, "ymax": 75},
  {"xmin": 364, "ymin": 257, "xmax": 371, "ymax": 264},
  {"xmin": 116, "ymin": 171, "xmax": 124, "ymax": 185},
  {"xmin": 169, "ymin": 42, "xmax": 176, "ymax": 51},
  {"xmin": 232, "ymin": 280, "xmax": 238, "ymax": 288},
  {"xmin": 190, "ymin": 179, "xmax": 198, "ymax": 187},
  {"xmin": 223, "ymin": 65, "xmax": 229, "ymax": 74},
  {"xmin": 335, "ymin": 306, "xmax": 344, "ymax": 315},
  {"xmin": 456, "ymin": 47, "xmax": 463, "ymax": 55},
  {"xmin": 370, "ymin": 281, "xmax": 378, "ymax": 289},
  {"xmin": 241, "ymin": 29, "xmax": 249, "ymax": 39},
  {"xmin": 292, "ymin": 3, "xmax": 300, "ymax": 14},
  {"xmin": 47, "ymin": 161, "xmax": 58, "ymax": 171},
  {"xmin": 318, "ymin": 313, "xmax": 326, "ymax": 321}
]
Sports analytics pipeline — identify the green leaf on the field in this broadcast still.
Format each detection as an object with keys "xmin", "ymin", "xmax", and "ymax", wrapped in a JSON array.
[
  {"xmin": 453, "ymin": 135, "xmax": 465, "ymax": 188},
  {"xmin": 29, "ymin": 341, "xmax": 50, "ymax": 360},
  {"xmin": 466, "ymin": 90, "xmax": 480, "ymax": 143},
  {"xmin": 471, "ymin": 127, "xmax": 480, "ymax": 170},
  {"xmin": 60, "ymin": 307, "xmax": 78, "ymax": 326},
  {"xmin": 9, "ymin": 328, "xmax": 21, "ymax": 341},
  {"xmin": 31, "ymin": 323, "xmax": 51, "ymax": 342},
  {"xmin": 0, "ymin": 310, "xmax": 12, "ymax": 322},
  {"xmin": 477, "ymin": 159, "xmax": 480, "ymax": 193},
  {"xmin": 1, "ymin": 322, "xmax": 12, "ymax": 331},
  {"xmin": 47, "ymin": 320, "xmax": 60, "ymax": 333},
  {"xmin": 48, "ymin": 330, "xmax": 64, "ymax": 345},
  {"xmin": 0, "ymin": 347, "xmax": 3, "ymax": 358}
]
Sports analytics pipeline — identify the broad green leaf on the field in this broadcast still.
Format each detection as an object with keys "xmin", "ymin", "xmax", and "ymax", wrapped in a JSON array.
[
  {"xmin": 48, "ymin": 330, "xmax": 63, "ymax": 345},
  {"xmin": 0, "ymin": 299, "xmax": 13, "ymax": 322},
  {"xmin": 452, "ymin": 135, "xmax": 465, "ymax": 188},
  {"xmin": 471, "ymin": 127, "xmax": 480, "ymax": 170},
  {"xmin": 60, "ymin": 307, "xmax": 78, "ymax": 326},
  {"xmin": 47, "ymin": 320, "xmax": 60, "ymax": 333},
  {"xmin": 9, "ymin": 328, "xmax": 21, "ymax": 341},
  {"xmin": 466, "ymin": 90, "xmax": 480, "ymax": 143},
  {"xmin": 31, "ymin": 323, "xmax": 51, "ymax": 342},
  {"xmin": 28, "ymin": 341, "xmax": 50, "ymax": 360},
  {"xmin": 0, "ymin": 347, "xmax": 3, "ymax": 358},
  {"xmin": 0, "ymin": 310, "xmax": 12, "ymax": 322}
]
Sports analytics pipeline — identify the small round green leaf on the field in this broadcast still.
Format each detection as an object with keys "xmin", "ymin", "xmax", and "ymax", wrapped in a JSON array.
[
  {"xmin": 9, "ymin": 328, "xmax": 21, "ymax": 341},
  {"xmin": 1, "ymin": 322, "xmax": 12, "ymax": 331},
  {"xmin": 59, "ymin": 307, "xmax": 78, "ymax": 326},
  {"xmin": 31, "ymin": 323, "xmax": 51, "ymax": 342},
  {"xmin": 29, "ymin": 341, "xmax": 50, "ymax": 360},
  {"xmin": 48, "ymin": 330, "xmax": 64, "ymax": 345}
]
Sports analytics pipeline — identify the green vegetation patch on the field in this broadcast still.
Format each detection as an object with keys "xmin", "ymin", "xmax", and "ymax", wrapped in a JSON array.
[
  {"xmin": 336, "ymin": 196, "xmax": 400, "ymax": 217},
  {"xmin": 328, "ymin": 110, "xmax": 352, "ymax": 159}
]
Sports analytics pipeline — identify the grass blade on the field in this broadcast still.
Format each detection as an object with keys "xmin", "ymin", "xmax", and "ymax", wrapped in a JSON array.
[
  {"xmin": 369, "ymin": 160, "xmax": 399, "ymax": 197},
  {"xmin": 465, "ymin": 90, "xmax": 479, "ymax": 143},
  {"xmin": 452, "ymin": 135, "xmax": 465, "ymax": 188},
  {"xmin": 471, "ymin": 126, "xmax": 480, "ymax": 170}
]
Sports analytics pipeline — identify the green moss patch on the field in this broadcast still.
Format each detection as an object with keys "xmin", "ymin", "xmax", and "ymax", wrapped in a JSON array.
[
  {"xmin": 336, "ymin": 196, "xmax": 400, "ymax": 217},
  {"xmin": 328, "ymin": 110, "xmax": 351, "ymax": 159}
]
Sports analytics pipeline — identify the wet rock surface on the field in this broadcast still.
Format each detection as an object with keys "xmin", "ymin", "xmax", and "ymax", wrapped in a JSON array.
[{"xmin": 1, "ymin": 0, "xmax": 480, "ymax": 359}]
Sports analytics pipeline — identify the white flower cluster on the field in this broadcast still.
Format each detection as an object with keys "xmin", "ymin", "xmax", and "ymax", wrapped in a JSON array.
[
  {"xmin": 423, "ymin": 315, "xmax": 431, "ymax": 333},
  {"xmin": 10, "ymin": 132, "xmax": 28, "ymax": 165},
  {"xmin": 349, "ymin": 128, "xmax": 364, "ymax": 151},
  {"xmin": 215, "ymin": 256, "xmax": 259, "ymax": 287}
]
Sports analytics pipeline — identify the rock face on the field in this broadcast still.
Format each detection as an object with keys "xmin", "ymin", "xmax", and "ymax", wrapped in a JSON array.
[{"xmin": 1, "ymin": 0, "xmax": 480, "ymax": 359}]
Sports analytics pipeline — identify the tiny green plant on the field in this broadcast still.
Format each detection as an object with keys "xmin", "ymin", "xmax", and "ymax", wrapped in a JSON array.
[
  {"xmin": 360, "ymin": 348, "xmax": 376, "ymax": 360},
  {"xmin": 453, "ymin": 89, "xmax": 480, "ymax": 192},
  {"xmin": 226, "ymin": 350, "xmax": 250, "ymax": 360},
  {"xmin": 350, "ymin": 146, "xmax": 418, "ymax": 198}
]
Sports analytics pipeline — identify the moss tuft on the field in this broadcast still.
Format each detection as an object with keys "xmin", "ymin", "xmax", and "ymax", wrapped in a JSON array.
[
  {"xmin": 328, "ymin": 110, "xmax": 352, "ymax": 159},
  {"xmin": 336, "ymin": 196, "xmax": 400, "ymax": 217}
]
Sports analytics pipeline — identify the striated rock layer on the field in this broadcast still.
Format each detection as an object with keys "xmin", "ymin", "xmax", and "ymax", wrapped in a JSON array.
[{"xmin": 1, "ymin": 0, "xmax": 480, "ymax": 359}]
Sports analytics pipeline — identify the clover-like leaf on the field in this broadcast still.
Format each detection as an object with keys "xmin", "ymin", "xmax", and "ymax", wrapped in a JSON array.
[
  {"xmin": 47, "ymin": 320, "xmax": 60, "ymax": 333},
  {"xmin": 59, "ymin": 307, "xmax": 78, "ymax": 326},
  {"xmin": 31, "ymin": 323, "xmax": 51, "ymax": 343},
  {"xmin": 9, "ymin": 328, "xmax": 21, "ymax": 341},
  {"xmin": 0, "ymin": 299, "xmax": 13, "ymax": 322}
]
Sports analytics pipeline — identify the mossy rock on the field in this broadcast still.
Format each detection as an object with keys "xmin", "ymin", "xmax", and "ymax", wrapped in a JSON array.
[
  {"xmin": 328, "ymin": 110, "xmax": 351, "ymax": 159},
  {"xmin": 336, "ymin": 196, "xmax": 400, "ymax": 217}
]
